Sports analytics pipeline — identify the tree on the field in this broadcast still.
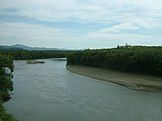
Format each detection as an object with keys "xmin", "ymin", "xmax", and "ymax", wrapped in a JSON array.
[
  {"xmin": 67, "ymin": 46, "xmax": 162, "ymax": 76},
  {"xmin": 0, "ymin": 54, "xmax": 14, "ymax": 102}
]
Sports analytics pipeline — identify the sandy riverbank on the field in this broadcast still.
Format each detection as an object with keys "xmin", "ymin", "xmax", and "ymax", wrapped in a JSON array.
[
  {"xmin": 26, "ymin": 60, "xmax": 45, "ymax": 64},
  {"xmin": 67, "ymin": 65, "xmax": 162, "ymax": 91}
]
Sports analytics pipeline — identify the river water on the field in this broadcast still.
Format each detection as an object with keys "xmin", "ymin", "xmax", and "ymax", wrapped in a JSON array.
[{"xmin": 5, "ymin": 59, "xmax": 162, "ymax": 121}]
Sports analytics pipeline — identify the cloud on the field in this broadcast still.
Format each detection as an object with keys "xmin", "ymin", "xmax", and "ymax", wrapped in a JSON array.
[
  {"xmin": 0, "ymin": 0, "xmax": 162, "ymax": 48},
  {"xmin": 0, "ymin": 22, "xmax": 162, "ymax": 49},
  {"xmin": 0, "ymin": 0, "xmax": 162, "ymax": 24},
  {"xmin": 99, "ymin": 23, "xmax": 140, "ymax": 33},
  {"xmin": 0, "ymin": 22, "xmax": 85, "ymax": 48}
]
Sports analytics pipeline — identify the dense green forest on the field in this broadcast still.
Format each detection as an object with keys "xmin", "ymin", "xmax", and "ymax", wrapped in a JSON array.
[
  {"xmin": 0, "ymin": 54, "xmax": 17, "ymax": 121},
  {"xmin": 67, "ymin": 45, "xmax": 162, "ymax": 76},
  {"xmin": 0, "ymin": 50, "xmax": 69, "ymax": 60},
  {"xmin": 1, "ymin": 46, "xmax": 162, "ymax": 76}
]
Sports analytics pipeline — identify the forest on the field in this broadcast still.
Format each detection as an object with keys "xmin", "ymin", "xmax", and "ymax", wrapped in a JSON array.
[
  {"xmin": 0, "ymin": 50, "xmax": 69, "ymax": 60},
  {"xmin": 1, "ymin": 45, "xmax": 162, "ymax": 76},
  {"xmin": 0, "ymin": 54, "xmax": 16, "ymax": 121},
  {"xmin": 67, "ymin": 45, "xmax": 162, "ymax": 76}
]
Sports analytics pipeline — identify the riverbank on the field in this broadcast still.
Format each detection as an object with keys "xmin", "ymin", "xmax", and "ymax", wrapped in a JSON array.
[
  {"xmin": 0, "ymin": 98, "xmax": 17, "ymax": 121},
  {"xmin": 67, "ymin": 65, "xmax": 162, "ymax": 91},
  {"xmin": 0, "ymin": 105, "xmax": 17, "ymax": 121},
  {"xmin": 27, "ymin": 60, "xmax": 45, "ymax": 64}
]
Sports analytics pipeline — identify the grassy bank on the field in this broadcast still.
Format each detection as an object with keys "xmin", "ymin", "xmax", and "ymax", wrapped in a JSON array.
[
  {"xmin": 67, "ymin": 65, "xmax": 162, "ymax": 91},
  {"xmin": 0, "ymin": 103, "xmax": 17, "ymax": 121},
  {"xmin": 0, "ymin": 94, "xmax": 17, "ymax": 121}
]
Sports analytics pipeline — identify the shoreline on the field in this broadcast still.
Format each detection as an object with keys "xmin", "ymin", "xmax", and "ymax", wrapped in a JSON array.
[
  {"xmin": 26, "ymin": 60, "xmax": 45, "ymax": 64},
  {"xmin": 67, "ymin": 65, "xmax": 162, "ymax": 91}
]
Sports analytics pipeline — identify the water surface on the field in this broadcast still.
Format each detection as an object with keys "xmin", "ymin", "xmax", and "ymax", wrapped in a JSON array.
[{"xmin": 5, "ymin": 59, "xmax": 162, "ymax": 121}]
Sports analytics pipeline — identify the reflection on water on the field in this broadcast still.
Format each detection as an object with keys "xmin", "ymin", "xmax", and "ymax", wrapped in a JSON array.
[{"xmin": 5, "ymin": 59, "xmax": 162, "ymax": 121}]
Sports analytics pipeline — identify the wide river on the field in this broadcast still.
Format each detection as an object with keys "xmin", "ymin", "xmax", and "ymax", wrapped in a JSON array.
[{"xmin": 5, "ymin": 59, "xmax": 162, "ymax": 121}]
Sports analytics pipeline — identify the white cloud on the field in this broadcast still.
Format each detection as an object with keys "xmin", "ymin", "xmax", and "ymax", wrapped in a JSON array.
[
  {"xmin": 0, "ymin": 22, "xmax": 162, "ymax": 49},
  {"xmin": 1, "ymin": 0, "xmax": 162, "ymax": 24},
  {"xmin": 100, "ymin": 23, "xmax": 140, "ymax": 33},
  {"xmin": 0, "ymin": 22, "xmax": 85, "ymax": 48},
  {"xmin": 0, "ymin": 0, "xmax": 162, "ymax": 48}
]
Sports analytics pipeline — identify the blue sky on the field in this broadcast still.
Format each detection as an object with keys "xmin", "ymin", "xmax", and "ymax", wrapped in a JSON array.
[{"xmin": 0, "ymin": 0, "xmax": 162, "ymax": 49}]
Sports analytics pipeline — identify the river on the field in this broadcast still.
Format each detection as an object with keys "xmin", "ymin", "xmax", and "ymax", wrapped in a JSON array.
[{"xmin": 5, "ymin": 59, "xmax": 162, "ymax": 121}]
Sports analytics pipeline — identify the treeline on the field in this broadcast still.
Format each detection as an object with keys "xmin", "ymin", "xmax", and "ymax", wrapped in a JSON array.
[
  {"xmin": 67, "ymin": 45, "xmax": 162, "ymax": 76},
  {"xmin": 0, "ymin": 54, "xmax": 16, "ymax": 121},
  {"xmin": 0, "ymin": 50, "xmax": 69, "ymax": 60}
]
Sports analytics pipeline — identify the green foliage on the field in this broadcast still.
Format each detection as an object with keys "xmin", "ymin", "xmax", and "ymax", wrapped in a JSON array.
[
  {"xmin": 0, "ymin": 50, "xmax": 69, "ymax": 60},
  {"xmin": 67, "ymin": 46, "xmax": 162, "ymax": 76},
  {"xmin": 0, "ymin": 54, "xmax": 14, "ymax": 102},
  {"xmin": 0, "ymin": 54, "xmax": 16, "ymax": 121},
  {"xmin": 0, "ymin": 105, "xmax": 17, "ymax": 121}
]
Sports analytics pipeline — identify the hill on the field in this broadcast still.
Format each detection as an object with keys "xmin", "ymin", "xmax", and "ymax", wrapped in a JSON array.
[{"xmin": 0, "ymin": 45, "xmax": 23, "ymax": 50}]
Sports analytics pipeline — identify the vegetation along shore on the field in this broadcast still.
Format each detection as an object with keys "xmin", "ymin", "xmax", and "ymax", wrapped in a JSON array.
[
  {"xmin": 0, "ymin": 54, "xmax": 17, "ymax": 121},
  {"xmin": 67, "ymin": 45, "xmax": 162, "ymax": 91}
]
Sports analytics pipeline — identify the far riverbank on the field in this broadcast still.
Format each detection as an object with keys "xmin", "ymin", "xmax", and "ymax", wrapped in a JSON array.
[{"xmin": 67, "ymin": 65, "xmax": 162, "ymax": 91}]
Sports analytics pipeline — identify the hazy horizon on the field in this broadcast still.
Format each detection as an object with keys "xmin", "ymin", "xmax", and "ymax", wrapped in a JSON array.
[{"xmin": 0, "ymin": 0, "xmax": 162, "ymax": 49}]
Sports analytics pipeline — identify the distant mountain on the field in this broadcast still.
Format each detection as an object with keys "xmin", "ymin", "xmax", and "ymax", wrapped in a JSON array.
[
  {"xmin": 0, "ymin": 45, "xmax": 23, "ymax": 50},
  {"xmin": 0, "ymin": 44, "xmax": 70, "ymax": 51},
  {"xmin": 11, "ymin": 44, "xmax": 32, "ymax": 50}
]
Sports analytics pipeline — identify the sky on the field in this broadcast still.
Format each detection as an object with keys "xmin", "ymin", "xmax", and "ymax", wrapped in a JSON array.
[{"xmin": 0, "ymin": 0, "xmax": 162, "ymax": 49}]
